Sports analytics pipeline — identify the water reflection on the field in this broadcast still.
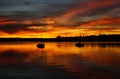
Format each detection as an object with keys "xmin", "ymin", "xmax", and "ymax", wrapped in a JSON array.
[
  {"xmin": 0, "ymin": 42, "xmax": 120, "ymax": 79},
  {"xmin": 0, "ymin": 50, "xmax": 28, "ymax": 58},
  {"xmin": 0, "ymin": 50, "xmax": 28, "ymax": 65},
  {"xmin": 32, "ymin": 49, "xmax": 47, "ymax": 65},
  {"xmin": 85, "ymin": 42, "xmax": 120, "ymax": 48}
]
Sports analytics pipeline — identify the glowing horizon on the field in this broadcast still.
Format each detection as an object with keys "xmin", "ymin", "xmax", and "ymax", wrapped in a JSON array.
[{"xmin": 0, "ymin": 0, "xmax": 120, "ymax": 38}]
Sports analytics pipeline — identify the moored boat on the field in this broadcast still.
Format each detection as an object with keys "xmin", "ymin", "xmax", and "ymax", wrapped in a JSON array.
[
  {"xmin": 37, "ymin": 43, "xmax": 45, "ymax": 48},
  {"xmin": 75, "ymin": 43, "xmax": 84, "ymax": 47}
]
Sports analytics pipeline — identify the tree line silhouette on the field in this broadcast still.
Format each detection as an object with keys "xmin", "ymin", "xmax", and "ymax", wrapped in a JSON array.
[{"xmin": 0, "ymin": 34, "xmax": 120, "ymax": 42}]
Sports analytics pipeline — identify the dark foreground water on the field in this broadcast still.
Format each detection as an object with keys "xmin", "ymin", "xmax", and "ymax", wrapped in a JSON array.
[{"xmin": 0, "ymin": 42, "xmax": 120, "ymax": 79}]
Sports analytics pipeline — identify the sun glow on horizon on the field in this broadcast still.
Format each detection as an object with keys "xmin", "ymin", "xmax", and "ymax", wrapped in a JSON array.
[{"xmin": 0, "ymin": 0, "xmax": 120, "ymax": 38}]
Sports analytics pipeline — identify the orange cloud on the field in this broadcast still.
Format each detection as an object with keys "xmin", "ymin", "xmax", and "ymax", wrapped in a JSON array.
[
  {"xmin": 0, "ymin": 18, "xmax": 8, "ymax": 21},
  {"xmin": 0, "ymin": 21, "xmax": 18, "ymax": 25},
  {"xmin": 81, "ymin": 17, "xmax": 120, "ymax": 26},
  {"xmin": 58, "ymin": 0, "xmax": 118, "ymax": 20},
  {"xmin": 0, "ymin": 18, "xmax": 18, "ymax": 25},
  {"xmin": 82, "ymin": 28, "xmax": 120, "ymax": 35}
]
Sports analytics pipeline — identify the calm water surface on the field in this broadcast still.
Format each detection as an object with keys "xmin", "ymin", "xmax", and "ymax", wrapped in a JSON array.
[{"xmin": 0, "ymin": 42, "xmax": 120, "ymax": 79}]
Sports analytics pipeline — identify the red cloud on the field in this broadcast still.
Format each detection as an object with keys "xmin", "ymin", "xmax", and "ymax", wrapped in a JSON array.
[
  {"xmin": 60, "ymin": 0, "xmax": 119, "ymax": 20},
  {"xmin": 81, "ymin": 17, "xmax": 120, "ymax": 26},
  {"xmin": 0, "ymin": 18, "xmax": 18, "ymax": 25},
  {"xmin": 0, "ymin": 18, "xmax": 9, "ymax": 22}
]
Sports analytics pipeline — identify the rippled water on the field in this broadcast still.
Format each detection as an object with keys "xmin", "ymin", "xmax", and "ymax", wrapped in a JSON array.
[{"xmin": 0, "ymin": 42, "xmax": 120, "ymax": 79}]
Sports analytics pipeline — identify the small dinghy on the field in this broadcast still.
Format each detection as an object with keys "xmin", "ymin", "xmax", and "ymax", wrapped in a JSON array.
[
  {"xmin": 37, "ymin": 43, "xmax": 45, "ymax": 48},
  {"xmin": 75, "ymin": 43, "xmax": 84, "ymax": 47}
]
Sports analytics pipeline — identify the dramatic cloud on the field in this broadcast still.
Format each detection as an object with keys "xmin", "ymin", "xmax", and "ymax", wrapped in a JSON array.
[
  {"xmin": 0, "ymin": 0, "xmax": 120, "ymax": 37},
  {"xmin": 0, "ymin": 18, "xmax": 50, "ymax": 34},
  {"xmin": 54, "ymin": 0, "xmax": 120, "ymax": 22},
  {"xmin": 80, "ymin": 17, "xmax": 120, "ymax": 27}
]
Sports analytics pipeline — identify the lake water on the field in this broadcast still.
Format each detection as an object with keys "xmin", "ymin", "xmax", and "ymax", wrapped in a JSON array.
[{"xmin": 0, "ymin": 42, "xmax": 120, "ymax": 79}]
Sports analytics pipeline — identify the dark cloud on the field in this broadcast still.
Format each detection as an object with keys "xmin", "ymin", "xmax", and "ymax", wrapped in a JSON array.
[
  {"xmin": 0, "ymin": 0, "xmax": 120, "ymax": 36},
  {"xmin": 0, "ymin": 0, "xmax": 84, "ymax": 20},
  {"xmin": 63, "ymin": 0, "xmax": 120, "ymax": 22},
  {"xmin": 85, "ymin": 3, "xmax": 120, "ymax": 16},
  {"xmin": 0, "ymin": 0, "xmax": 120, "ymax": 22},
  {"xmin": 0, "ymin": 23, "xmax": 48, "ymax": 34},
  {"xmin": 0, "ymin": 3, "xmax": 71, "ymax": 20},
  {"xmin": 37, "ymin": 3, "xmax": 72, "ymax": 17},
  {"xmin": 78, "ymin": 17, "xmax": 120, "ymax": 29},
  {"xmin": 0, "ymin": 24, "xmax": 27, "ymax": 33}
]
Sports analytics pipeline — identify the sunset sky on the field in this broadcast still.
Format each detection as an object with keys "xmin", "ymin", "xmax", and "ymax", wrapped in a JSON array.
[{"xmin": 0, "ymin": 0, "xmax": 120, "ymax": 38}]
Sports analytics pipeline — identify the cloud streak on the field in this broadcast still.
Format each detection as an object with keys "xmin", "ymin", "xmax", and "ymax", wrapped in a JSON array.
[{"xmin": 0, "ymin": 0, "xmax": 120, "ymax": 37}]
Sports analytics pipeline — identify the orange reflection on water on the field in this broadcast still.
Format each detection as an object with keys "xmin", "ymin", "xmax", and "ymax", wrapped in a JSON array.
[
  {"xmin": 0, "ymin": 42, "xmax": 120, "ymax": 66},
  {"xmin": 0, "ymin": 42, "xmax": 120, "ymax": 79}
]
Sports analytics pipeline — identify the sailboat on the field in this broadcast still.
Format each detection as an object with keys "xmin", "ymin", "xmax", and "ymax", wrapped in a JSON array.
[
  {"xmin": 75, "ymin": 42, "xmax": 84, "ymax": 47},
  {"xmin": 37, "ymin": 32, "xmax": 45, "ymax": 48},
  {"xmin": 75, "ymin": 32, "xmax": 84, "ymax": 47},
  {"xmin": 37, "ymin": 43, "xmax": 45, "ymax": 48}
]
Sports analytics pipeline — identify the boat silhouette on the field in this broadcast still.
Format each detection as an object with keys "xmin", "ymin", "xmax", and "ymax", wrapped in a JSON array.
[
  {"xmin": 75, "ymin": 32, "xmax": 84, "ymax": 47},
  {"xmin": 37, "ymin": 43, "xmax": 45, "ymax": 48},
  {"xmin": 37, "ymin": 32, "xmax": 45, "ymax": 48},
  {"xmin": 75, "ymin": 42, "xmax": 84, "ymax": 47}
]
